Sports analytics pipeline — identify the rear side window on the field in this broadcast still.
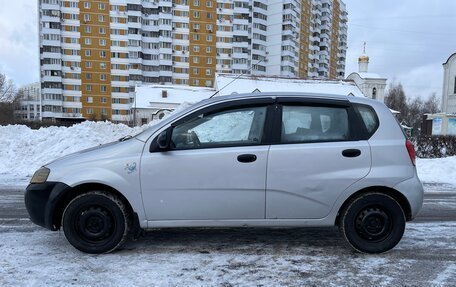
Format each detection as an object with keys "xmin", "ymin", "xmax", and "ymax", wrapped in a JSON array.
[
  {"xmin": 355, "ymin": 104, "xmax": 379, "ymax": 137},
  {"xmin": 281, "ymin": 105, "xmax": 350, "ymax": 143}
]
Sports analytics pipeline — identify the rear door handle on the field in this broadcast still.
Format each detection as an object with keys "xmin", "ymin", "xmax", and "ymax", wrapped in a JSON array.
[
  {"xmin": 237, "ymin": 154, "xmax": 257, "ymax": 163},
  {"xmin": 342, "ymin": 149, "xmax": 361, "ymax": 158}
]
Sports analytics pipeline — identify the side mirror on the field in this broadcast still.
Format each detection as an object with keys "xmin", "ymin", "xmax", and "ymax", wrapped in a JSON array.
[{"xmin": 157, "ymin": 130, "xmax": 170, "ymax": 150}]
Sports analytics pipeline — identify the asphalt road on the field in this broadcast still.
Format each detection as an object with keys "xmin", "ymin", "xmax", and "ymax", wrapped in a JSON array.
[{"xmin": 1, "ymin": 184, "xmax": 455, "ymax": 286}]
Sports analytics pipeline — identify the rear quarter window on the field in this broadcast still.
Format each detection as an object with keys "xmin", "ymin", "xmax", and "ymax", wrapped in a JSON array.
[{"xmin": 354, "ymin": 104, "xmax": 379, "ymax": 138}]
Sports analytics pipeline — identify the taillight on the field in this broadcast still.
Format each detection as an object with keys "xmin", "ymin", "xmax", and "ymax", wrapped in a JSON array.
[{"xmin": 406, "ymin": 140, "xmax": 416, "ymax": 166}]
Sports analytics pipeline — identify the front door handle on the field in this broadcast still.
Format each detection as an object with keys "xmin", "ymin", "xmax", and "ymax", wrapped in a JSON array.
[
  {"xmin": 237, "ymin": 154, "xmax": 257, "ymax": 163},
  {"xmin": 342, "ymin": 149, "xmax": 361, "ymax": 158}
]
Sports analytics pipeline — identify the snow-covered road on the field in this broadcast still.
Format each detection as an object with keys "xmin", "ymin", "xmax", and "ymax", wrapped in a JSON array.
[{"xmin": 1, "ymin": 186, "xmax": 455, "ymax": 286}]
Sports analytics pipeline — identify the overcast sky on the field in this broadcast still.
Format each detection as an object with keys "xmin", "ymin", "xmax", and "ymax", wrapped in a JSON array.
[{"xmin": 0, "ymin": 0, "xmax": 455, "ymax": 100}]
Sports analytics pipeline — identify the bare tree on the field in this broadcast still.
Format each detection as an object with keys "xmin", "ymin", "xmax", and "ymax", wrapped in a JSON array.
[
  {"xmin": 0, "ymin": 73, "xmax": 16, "ymax": 102},
  {"xmin": 0, "ymin": 73, "xmax": 19, "ymax": 124},
  {"xmin": 384, "ymin": 82, "xmax": 408, "ymax": 122},
  {"xmin": 423, "ymin": 93, "xmax": 440, "ymax": 114}
]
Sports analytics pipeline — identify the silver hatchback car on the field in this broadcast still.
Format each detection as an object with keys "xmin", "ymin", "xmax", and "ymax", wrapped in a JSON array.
[{"xmin": 25, "ymin": 93, "xmax": 424, "ymax": 254}]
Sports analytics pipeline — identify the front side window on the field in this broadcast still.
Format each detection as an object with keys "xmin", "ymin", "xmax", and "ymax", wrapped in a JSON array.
[
  {"xmin": 281, "ymin": 105, "xmax": 349, "ymax": 143},
  {"xmin": 171, "ymin": 106, "xmax": 267, "ymax": 149}
]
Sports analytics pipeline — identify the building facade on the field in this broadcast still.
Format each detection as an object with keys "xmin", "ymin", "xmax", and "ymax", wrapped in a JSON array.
[
  {"xmin": 15, "ymin": 83, "xmax": 42, "ymax": 121},
  {"xmin": 39, "ymin": 0, "xmax": 347, "ymax": 122},
  {"xmin": 442, "ymin": 52, "xmax": 456, "ymax": 115}
]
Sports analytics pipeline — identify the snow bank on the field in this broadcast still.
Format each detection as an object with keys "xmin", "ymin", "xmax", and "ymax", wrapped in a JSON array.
[
  {"xmin": 0, "ymin": 121, "xmax": 147, "ymax": 187},
  {"xmin": 417, "ymin": 156, "xmax": 456, "ymax": 186}
]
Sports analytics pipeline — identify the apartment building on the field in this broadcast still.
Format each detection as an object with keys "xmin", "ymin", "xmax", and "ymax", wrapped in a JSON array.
[
  {"xmin": 39, "ymin": 0, "xmax": 347, "ymax": 122},
  {"xmin": 15, "ymin": 83, "xmax": 42, "ymax": 121}
]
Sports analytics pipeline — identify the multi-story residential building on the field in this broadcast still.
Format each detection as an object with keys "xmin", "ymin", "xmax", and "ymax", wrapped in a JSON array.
[
  {"xmin": 39, "ymin": 0, "xmax": 347, "ymax": 123},
  {"xmin": 15, "ymin": 83, "xmax": 42, "ymax": 121}
]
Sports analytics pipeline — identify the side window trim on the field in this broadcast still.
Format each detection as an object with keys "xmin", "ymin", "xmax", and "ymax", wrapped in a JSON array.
[{"xmin": 150, "ymin": 98, "xmax": 276, "ymax": 152}]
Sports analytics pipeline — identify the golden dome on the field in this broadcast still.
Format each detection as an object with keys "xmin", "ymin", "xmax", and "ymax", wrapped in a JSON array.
[{"xmin": 359, "ymin": 54, "xmax": 369, "ymax": 62}]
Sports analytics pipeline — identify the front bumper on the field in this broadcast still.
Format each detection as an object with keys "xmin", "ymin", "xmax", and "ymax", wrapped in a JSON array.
[{"xmin": 24, "ymin": 182, "xmax": 70, "ymax": 230}]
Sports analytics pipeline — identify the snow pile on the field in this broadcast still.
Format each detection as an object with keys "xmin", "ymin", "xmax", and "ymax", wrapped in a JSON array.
[
  {"xmin": 0, "ymin": 121, "xmax": 147, "ymax": 186},
  {"xmin": 417, "ymin": 156, "xmax": 456, "ymax": 186}
]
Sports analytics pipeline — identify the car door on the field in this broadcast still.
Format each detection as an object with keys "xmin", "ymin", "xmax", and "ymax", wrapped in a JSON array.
[
  {"xmin": 141, "ymin": 98, "xmax": 274, "ymax": 221},
  {"xmin": 266, "ymin": 98, "xmax": 372, "ymax": 219}
]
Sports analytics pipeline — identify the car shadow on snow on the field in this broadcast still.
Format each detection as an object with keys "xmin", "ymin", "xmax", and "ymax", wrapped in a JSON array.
[{"xmin": 121, "ymin": 227, "xmax": 351, "ymax": 254}]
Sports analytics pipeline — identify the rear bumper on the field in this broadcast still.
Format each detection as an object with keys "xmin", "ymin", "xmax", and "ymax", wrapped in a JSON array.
[
  {"xmin": 393, "ymin": 173, "xmax": 424, "ymax": 220},
  {"xmin": 24, "ymin": 182, "xmax": 70, "ymax": 230}
]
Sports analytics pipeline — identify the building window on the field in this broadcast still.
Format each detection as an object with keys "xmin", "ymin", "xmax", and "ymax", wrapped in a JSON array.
[
  {"xmin": 193, "ymin": 56, "xmax": 199, "ymax": 63},
  {"xmin": 85, "ymin": 62, "xmax": 92, "ymax": 68},
  {"xmin": 100, "ymin": 74, "xmax": 107, "ymax": 81},
  {"xmin": 99, "ymin": 39, "xmax": 107, "ymax": 46},
  {"xmin": 86, "ymin": 108, "xmax": 93, "ymax": 114},
  {"xmin": 206, "ymin": 47, "xmax": 212, "ymax": 53},
  {"xmin": 98, "ymin": 3, "xmax": 106, "ymax": 10},
  {"xmin": 193, "ymin": 68, "xmax": 199, "ymax": 74},
  {"xmin": 84, "ymin": 2, "xmax": 90, "ymax": 9},
  {"xmin": 372, "ymin": 87, "xmax": 377, "ymax": 99},
  {"xmin": 206, "ymin": 69, "xmax": 212, "ymax": 76},
  {"xmin": 98, "ymin": 15, "xmax": 105, "ymax": 22},
  {"xmin": 101, "ymin": 86, "xmax": 107, "ymax": 92},
  {"xmin": 85, "ymin": 26, "xmax": 91, "ymax": 33},
  {"xmin": 206, "ymin": 58, "xmax": 212, "ymax": 64},
  {"xmin": 87, "ymin": 96, "xmax": 93, "ymax": 103},
  {"xmin": 99, "ymin": 27, "xmax": 106, "ymax": 34},
  {"xmin": 206, "ymin": 1, "xmax": 212, "ymax": 7},
  {"xmin": 193, "ymin": 34, "xmax": 199, "ymax": 41},
  {"xmin": 86, "ymin": 85, "xmax": 92, "ymax": 92},
  {"xmin": 206, "ymin": 35, "xmax": 213, "ymax": 42},
  {"xmin": 100, "ymin": 63, "xmax": 107, "ymax": 69},
  {"xmin": 85, "ymin": 50, "xmax": 91, "ymax": 57},
  {"xmin": 83, "ymin": 14, "xmax": 90, "ymax": 22},
  {"xmin": 100, "ymin": 51, "xmax": 106, "ymax": 58},
  {"xmin": 193, "ymin": 46, "xmax": 200, "ymax": 52},
  {"xmin": 194, "ymin": 0, "xmax": 199, "ymax": 6},
  {"xmin": 101, "ymin": 108, "xmax": 107, "ymax": 115},
  {"xmin": 84, "ymin": 38, "xmax": 92, "ymax": 45},
  {"xmin": 193, "ymin": 11, "xmax": 200, "ymax": 18},
  {"xmin": 86, "ymin": 73, "xmax": 92, "ymax": 79}
]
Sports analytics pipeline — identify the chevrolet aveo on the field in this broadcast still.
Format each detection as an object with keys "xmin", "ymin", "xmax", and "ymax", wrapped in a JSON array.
[{"xmin": 25, "ymin": 93, "xmax": 424, "ymax": 254}]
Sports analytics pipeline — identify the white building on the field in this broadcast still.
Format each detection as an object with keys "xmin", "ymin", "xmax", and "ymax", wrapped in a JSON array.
[
  {"xmin": 346, "ymin": 48, "xmax": 387, "ymax": 102},
  {"xmin": 132, "ymin": 84, "xmax": 215, "ymax": 125},
  {"xmin": 442, "ymin": 53, "xmax": 456, "ymax": 114},
  {"xmin": 16, "ymin": 83, "xmax": 41, "ymax": 121}
]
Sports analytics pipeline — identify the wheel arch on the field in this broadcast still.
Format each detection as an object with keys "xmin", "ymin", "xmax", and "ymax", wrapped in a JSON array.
[
  {"xmin": 52, "ymin": 182, "xmax": 139, "ymax": 231},
  {"xmin": 335, "ymin": 186, "xmax": 413, "ymax": 226}
]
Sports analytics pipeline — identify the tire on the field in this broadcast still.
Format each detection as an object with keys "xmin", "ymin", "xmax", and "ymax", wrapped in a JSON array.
[
  {"xmin": 339, "ymin": 192, "xmax": 405, "ymax": 254},
  {"xmin": 62, "ymin": 191, "xmax": 131, "ymax": 254}
]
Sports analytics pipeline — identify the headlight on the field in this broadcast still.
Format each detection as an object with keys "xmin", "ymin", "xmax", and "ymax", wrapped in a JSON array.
[{"xmin": 30, "ymin": 167, "xmax": 50, "ymax": 184}]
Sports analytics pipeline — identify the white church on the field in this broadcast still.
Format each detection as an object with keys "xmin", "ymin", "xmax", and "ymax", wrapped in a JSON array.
[{"xmin": 346, "ymin": 46, "xmax": 387, "ymax": 103}]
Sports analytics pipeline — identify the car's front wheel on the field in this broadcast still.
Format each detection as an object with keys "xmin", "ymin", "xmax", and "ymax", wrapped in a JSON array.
[
  {"xmin": 62, "ymin": 191, "xmax": 131, "ymax": 254},
  {"xmin": 339, "ymin": 192, "xmax": 406, "ymax": 254}
]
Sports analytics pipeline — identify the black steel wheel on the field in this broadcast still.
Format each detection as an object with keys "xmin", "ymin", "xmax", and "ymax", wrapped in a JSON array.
[
  {"xmin": 62, "ymin": 191, "xmax": 131, "ymax": 254},
  {"xmin": 339, "ymin": 192, "xmax": 405, "ymax": 254}
]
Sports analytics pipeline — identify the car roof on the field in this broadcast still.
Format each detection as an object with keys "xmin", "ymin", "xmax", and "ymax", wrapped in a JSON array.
[{"xmin": 206, "ymin": 92, "xmax": 354, "ymax": 104}]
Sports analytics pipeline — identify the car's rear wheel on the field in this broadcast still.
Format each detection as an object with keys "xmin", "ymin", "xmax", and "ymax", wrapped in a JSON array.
[
  {"xmin": 339, "ymin": 192, "xmax": 405, "ymax": 254},
  {"xmin": 62, "ymin": 191, "xmax": 131, "ymax": 254}
]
